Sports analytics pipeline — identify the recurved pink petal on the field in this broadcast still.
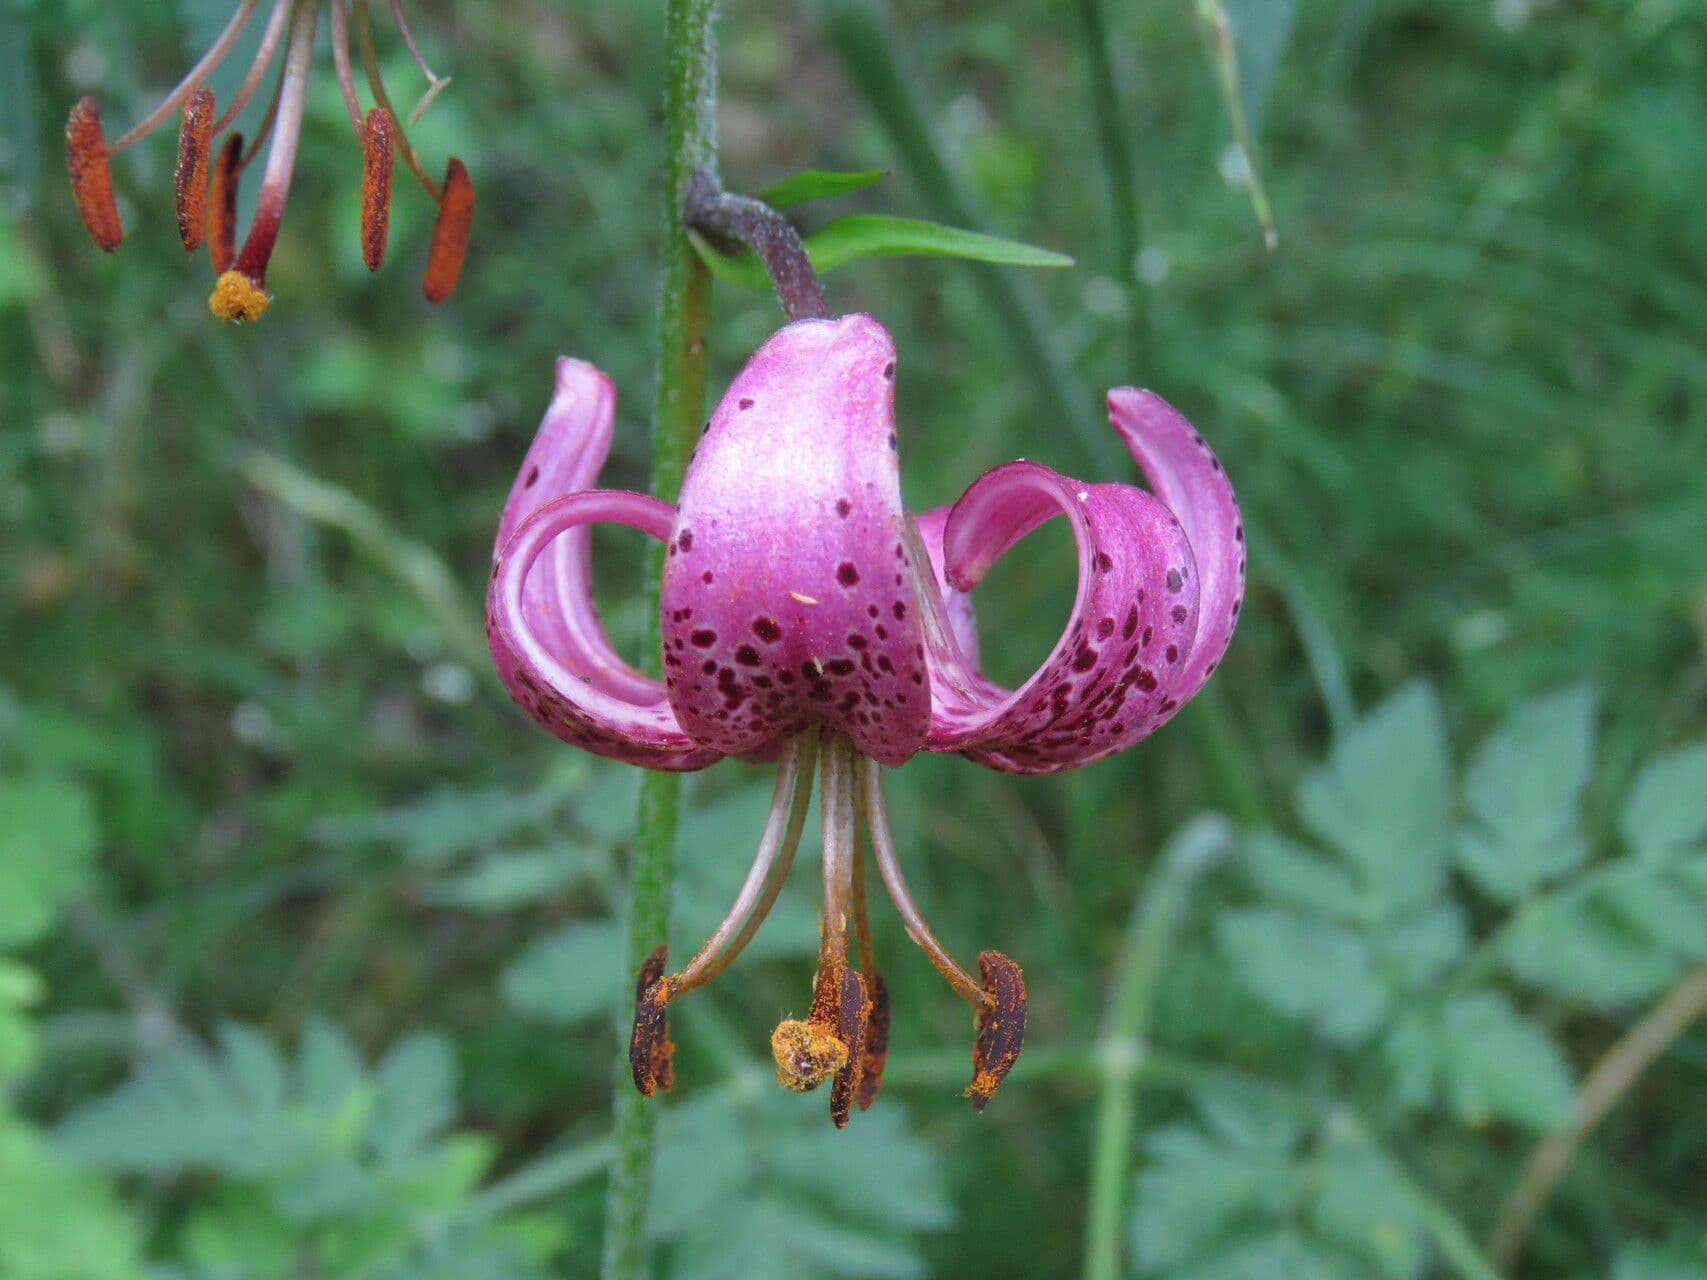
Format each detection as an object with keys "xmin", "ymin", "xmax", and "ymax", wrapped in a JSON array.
[
  {"xmin": 497, "ymin": 360, "xmax": 660, "ymax": 704},
  {"xmin": 922, "ymin": 391, "xmax": 1243, "ymax": 774},
  {"xmin": 489, "ymin": 491, "xmax": 721, "ymax": 771},
  {"xmin": 659, "ymin": 315, "xmax": 930, "ymax": 766}
]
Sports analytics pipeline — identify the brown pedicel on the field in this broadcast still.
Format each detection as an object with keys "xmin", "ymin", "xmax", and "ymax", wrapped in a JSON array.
[
  {"xmin": 66, "ymin": 98, "xmax": 123, "ymax": 252},
  {"xmin": 360, "ymin": 108, "xmax": 395, "ymax": 272},
  {"xmin": 422, "ymin": 157, "xmax": 474, "ymax": 302},
  {"xmin": 173, "ymin": 88, "xmax": 215, "ymax": 252}
]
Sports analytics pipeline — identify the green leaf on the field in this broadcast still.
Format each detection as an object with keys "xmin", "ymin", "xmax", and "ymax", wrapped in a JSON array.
[
  {"xmin": 1374, "ymin": 905, "xmax": 1467, "ymax": 990},
  {"xmin": 1220, "ymin": 0, "xmax": 1299, "ymax": 134},
  {"xmin": 1244, "ymin": 830, "xmax": 1363, "ymax": 922},
  {"xmin": 1621, "ymin": 741, "xmax": 1707, "ymax": 854},
  {"xmin": 755, "ymin": 167, "xmax": 889, "ymax": 208},
  {"xmin": 424, "ymin": 846, "xmax": 603, "ymax": 912},
  {"xmin": 1296, "ymin": 682, "xmax": 1453, "ymax": 920},
  {"xmin": 691, "ymin": 213, "xmax": 1072, "ymax": 290},
  {"xmin": 1503, "ymin": 895, "xmax": 1679, "ymax": 1006},
  {"xmin": 1311, "ymin": 1144, "xmax": 1428, "ymax": 1280},
  {"xmin": 1130, "ymin": 1124, "xmax": 1297, "ymax": 1272},
  {"xmin": 1217, "ymin": 907, "xmax": 1388, "ymax": 1043},
  {"xmin": 1457, "ymin": 686, "xmax": 1596, "ymax": 901},
  {"xmin": 500, "ymin": 920, "xmax": 625, "ymax": 1026},
  {"xmin": 0, "ymin": 1125, "xmax": 143, "ymax": 1280},
  {"xmin": 316, "ymin": 776, "xmax": 576, "ymax": 867},
  {"xmin": 0, "ymin": 772, "xmax": 99, "ymax": 947},
  {"xmin": 1612, "ymin": 1239, "xmax": 1707, "ymax": 1280},
  {"xmin": 1384, "ymin": 993, "xmax": 1576, "ymax": 1132}
]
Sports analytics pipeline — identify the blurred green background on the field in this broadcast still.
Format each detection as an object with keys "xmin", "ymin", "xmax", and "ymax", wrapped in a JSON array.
[{"xmin": 3, "ymin": 0, "xmax": 1707, "ymax": 1277}]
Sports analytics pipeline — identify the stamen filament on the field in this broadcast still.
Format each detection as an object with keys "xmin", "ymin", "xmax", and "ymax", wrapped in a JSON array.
[
  {"xmin": 668, "ymin": 728, "xmax": 819, "ymax": 997},
  {"xmin": 387, "ymin": 0, "xmax": 442, "ymax": 86},
  {"xmin": 112, "ymin": 0, "xmax": 262, "ymax": 151},
  {"xmin": 352, "ymin": 0, "xmax": 441, "ymax": 198},
  {"xmin": 211, "ymin": 0, "xmax": 295, "ymax": 133},
  {"xmin": 857, "ymin": 753, "xmax": 989, "ymax": 1008},
  {"xmin": 329, "ymin": 0, "xmax": 366, "ymax": 134}
]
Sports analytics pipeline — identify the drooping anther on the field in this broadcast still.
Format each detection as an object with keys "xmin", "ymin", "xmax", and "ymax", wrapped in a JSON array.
[
  {"xmin": 207, "ymin": 132, "xmax": 243, "ymax": 273},
  {"xmin": 629, "ymin": 944, "xmax": 675, "ymax": 1096},
  {"xmin": 360, "ymin": 107, "xmax": 395, "ymax": 271},
  {"xmin": 966, "ymin": 950, "xmax": 1027, "ymax": 1112},
  {"xmin": 422, "ymin": 156, "xmax": 473, "ymax": 303},
  {"xmin": 856, "ymin": 971, "xmax": 891, "ymax": 1112},
  {"xmin": 173, "ymin": 88, "xmax": 215, "ymax": 251},
  {"xmin": 66, "ymin": 98, "xmax": 123, "ymax": 252},
  {"xmin": 829, "ymin": 968, "xmax": 870, "ymax": 1128}
]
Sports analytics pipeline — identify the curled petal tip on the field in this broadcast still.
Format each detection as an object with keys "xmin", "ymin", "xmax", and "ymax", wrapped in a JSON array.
[
  {"xmin": 360, "ymin": 108, "xmax": 396, "ymax": 272},
  {"xmin": 422, "ymin": 157, "xmax": 473, "ymax": 303},
  {"xmin": 208, "ymin": 270, "xmax": 270, "ymax": 323},
  {"xmin": 66, "ymin": 97, "xmax": 123, "ymax": 252},
  {"xmin": 173, "ymin": 88, "xmax": 215, "ymax": 252}
]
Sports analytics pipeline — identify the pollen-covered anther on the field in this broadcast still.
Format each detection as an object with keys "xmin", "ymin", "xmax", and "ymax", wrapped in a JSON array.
[
  {"xmin": 207, "ymin": 132, "xmax": 243, "ymax": 273},
  {"xmin": 65, "ymin": 97, "xmax": 123, "ymax": 252},
  {"xmin": 208, "ymin": 270, "xmax": 271, "ymax": 324},
  {"xmin": 422, "ymin": 156, "xmax": 474, "ymax": 303},
  {"xmin": 856, "ymin": 971, "xmax": 891, "ymax": 1111},
  {"xmin": 770, "ymin": 1018, "xmax": 848, "ymax": 1092},
  {"xmin": 965, "ymin": 950, "xmax": 1027, "ymax": 1112},
  {"xmin": 629, "ymin": 945, "xmax": 676, "ymax": 1096},
  {"xmin": 828, "ymin": 968, "xmax": 871, "ymax": 1128},
  {"xmin": 360, "ymin": 107, "xmax": 395, "ymax": 272},
  {"xmin": 173, "ymin": 88, "xmax": 215, "ymax": 251}
]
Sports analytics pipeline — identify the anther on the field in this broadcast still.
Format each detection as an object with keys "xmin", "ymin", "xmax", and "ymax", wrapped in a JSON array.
[
  {"xmin": 360, "ymin": 107, "xmax": 395, "ymax": 271},
  {"xmin": 856, "ymin": 971, "xmax": 891, "ymax": 1111},
  {"xmin": 965, "ymin": 950, "xmax": 1027, "ymax": 1112},
  {"xmin": 66, "ymin": 98, "xmax": 123, "ymax": 252},
  {"xmin": 173, "ymin": 88, "xmax": 215, "ymax": 251},
  {"xmin": 422, "ymin": 157, "xmax": 473, "ymax": 303},
  {"xmin": 207, "ymin": 132, "xmax": 244, "ymax": 273},
  {"xmin": 829, "ymin": 968, "xmax": 870, "ymax": 1128},
  {"xmin": 628, "ymin": 944, "xmax": 676, "ymax": 1097}
]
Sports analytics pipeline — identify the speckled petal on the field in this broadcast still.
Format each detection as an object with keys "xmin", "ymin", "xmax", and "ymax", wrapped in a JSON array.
[
  {"xmin": 659, "ymin": 315, "xmax": 930, "ymax": 766},
  {"xmin": 497, "ymin": 359, "xmax": 659, "ymax": 704},
  {"xmin": 489, "ymin": 491, "xmax": 720, "ymax": 771},
  {"xmin": 923, "ymin": 391, "xmax": 1243, "ymax": 774}
]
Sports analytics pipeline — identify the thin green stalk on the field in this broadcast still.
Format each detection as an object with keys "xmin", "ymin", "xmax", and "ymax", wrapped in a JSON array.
[
  {"xmin": 600, "ymin": 2, "xmax": 718, "ymax": 1277},
  {"xmin": 1083, "ymin": 817, "xmax": 1230, "ymax": 1280},
  {"xmin": 1073, "ymin": 0, "xmax": 1149, "ymax": 372}
]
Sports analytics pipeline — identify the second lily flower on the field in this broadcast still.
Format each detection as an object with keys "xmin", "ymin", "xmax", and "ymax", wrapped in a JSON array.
[{"xmin": 487, "ymin": 314, "xmax": 1244, "ymax": 1125}]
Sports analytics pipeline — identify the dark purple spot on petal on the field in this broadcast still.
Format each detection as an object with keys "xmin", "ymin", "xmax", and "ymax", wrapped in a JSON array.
[
  {"xmin": 524, "ymin": 466, "xmax": 539, "ymax": 488},
  {"xmin": 753, "ymin": 617, "xmax": 782, "ymax": 642},
  {"xmin": 678, "ymin": 530, "xmax": 694, "ymax": 552},
  {"xmin": 738, "ymin": 398, "xmax": 754, "ymax": 410},
  {"xmin": 1171, "ymin": 606, "xmax": 1188, "ymax": 624},
  {"xmin": 836, "ymin": 499, "xmax": 852, "ymax": 518},
  {"xmin": 1093, "ymin": 551, "xmax": 1114, "ymax": 573},
  {"xmin": 736, "ymin": 645, "xmax": 762, "ymax": 666},
  {"xmin": 691, "ymin": 629, "xmax": 716, "ymax": 647},
  {"xmin": 1166, "ymin": 568, "xmax": 1182, "ymax": 592},
  {"xmin": 838, "ymin": 562, "xmax": 861, "ymax": 587}
]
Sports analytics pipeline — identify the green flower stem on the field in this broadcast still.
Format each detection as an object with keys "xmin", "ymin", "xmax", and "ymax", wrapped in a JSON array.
[
  {"xmin": 1082, "ymin": 817, "xmax": 1229, "ymax": 1280},
  {"xmin": 600, "ymin": 2, "xmax": 718, "ymax": 1277}
]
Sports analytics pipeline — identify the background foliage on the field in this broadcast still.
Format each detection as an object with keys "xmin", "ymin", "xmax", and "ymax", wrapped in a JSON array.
[{"xmin": 3, "ymin": 0, "xmax": 1706, "ymax": 1276}]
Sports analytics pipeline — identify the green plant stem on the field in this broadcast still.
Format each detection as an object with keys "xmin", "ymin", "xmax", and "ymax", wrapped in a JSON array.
[
  {"xmin": 600, "ymin": 3, "xmax": 717, "ymax": 1277},
  {"xmin": 1082, "ymin": 817, "xmax": 1229, "ymax": 1280},
  {"xmin": 1073, "ymin": 0, "xmax": 1149, "ymax": 372}
]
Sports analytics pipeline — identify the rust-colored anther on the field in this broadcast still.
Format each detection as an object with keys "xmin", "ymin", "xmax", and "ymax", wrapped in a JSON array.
[
  {"xmin": 421, "ymin": 157, "xmax": 473, "ymax": 303},
  {"xmin": 207, "ymin": 131, "xmax": 244, "ymax": 274},
  {"xmin": 856, "ymin": 970, "xmax": 891, "ymax": 1112},
  {"xmin": 965, "ymin": 950, "xmax": 1027, "ymax": 1113},
  {"xmin": 359, "ymin": 107, "xmax": 395, "ymax": 272},
  {"xmin": 173, "ymin": 88, "xmax": 215, "ymax": 252},
  {"xmin": 629, "ymin": 944, "xmax": 676, "ymax": 1097},
  {"xmin": 829, "ymin": 968, "xmax": 870, "ymax": 1128},
  {"xmin": 66, "ymin": 97, "xmax": 123, "ymax": 252}
]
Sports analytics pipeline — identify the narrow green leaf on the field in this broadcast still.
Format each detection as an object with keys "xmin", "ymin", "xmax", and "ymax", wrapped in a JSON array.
[
  {"xmin": 755, "ymin": 167, "xmax": 889, "ymax": 208},
  {"xmin": 692, "ymin": 213, "xmax": 1073, "ymax": 290}
]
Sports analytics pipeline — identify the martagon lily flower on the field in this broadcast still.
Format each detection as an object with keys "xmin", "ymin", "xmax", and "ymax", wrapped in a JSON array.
[
  {"xmin": 487, "ymin": 313, "xmax": 1243, "ymax": 1125},
  {"xmin": 65, "ymin": 0, "xmax": 473, "ymax": 323}
]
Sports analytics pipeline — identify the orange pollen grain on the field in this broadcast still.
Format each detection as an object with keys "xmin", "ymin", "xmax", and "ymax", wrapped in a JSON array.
[
  {"xmin": 422, "ymin": 157, "xmax": 474, "ymax": 303},
  {"xmin": 207, "ymin": 132, "xmax": 244, "ymax": 274},
  {"xmin": 359, "ymin": 108, "xmax": 395, "ymax": 272},
  {"xmin": 174, "ymin": 88, "xmax": 216, "ymax": 252},
  {"xmin": 208, "ymin": 270, "xmax": 270, "ymax": 323},
  {"xmin": 66, "ymin": 98, "xmax": 123, "ymax": 252}
]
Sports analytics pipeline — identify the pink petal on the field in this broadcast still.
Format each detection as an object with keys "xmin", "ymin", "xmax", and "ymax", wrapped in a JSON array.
[
  {"xmin": 923, "ymin": 392, "xmax": 1243, "ymax": 774},
  {"xmin": 659, "ymin": 315, "xmax": 930, "ymax": 766},
  {"xmin": 489, "ymin": 489, "xmax": 720, "ymax": 771},
  {"xmin": 498, "ymin": 359, "xmax": 660, "ymax": 704}
]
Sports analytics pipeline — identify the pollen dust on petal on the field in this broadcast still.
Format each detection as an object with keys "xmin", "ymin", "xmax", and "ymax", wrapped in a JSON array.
[{"xmin": 208, "ymin": 270, "xmax": 271, "ymax": 323}]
